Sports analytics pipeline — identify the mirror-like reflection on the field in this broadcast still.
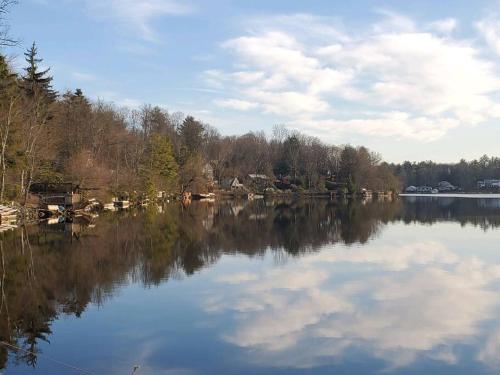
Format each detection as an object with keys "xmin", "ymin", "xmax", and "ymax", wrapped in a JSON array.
[{"xmin": 1, "ymin": 197, "xmax": 500, "ymax": 374}]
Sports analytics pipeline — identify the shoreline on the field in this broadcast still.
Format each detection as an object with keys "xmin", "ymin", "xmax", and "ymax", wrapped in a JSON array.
[{"xmin": 399, "ymin": 193, "xmax": 500, "ymax": 199}]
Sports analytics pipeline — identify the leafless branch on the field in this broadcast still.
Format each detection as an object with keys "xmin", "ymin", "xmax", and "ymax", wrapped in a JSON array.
[{"xmin": 0, "ymin": 0, "xmax": 17, "ymax": 47}]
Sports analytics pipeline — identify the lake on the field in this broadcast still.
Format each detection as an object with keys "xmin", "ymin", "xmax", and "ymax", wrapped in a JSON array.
[{"xmin": 2, "ymin": 197, "xmax": 500, "ymax": 374}]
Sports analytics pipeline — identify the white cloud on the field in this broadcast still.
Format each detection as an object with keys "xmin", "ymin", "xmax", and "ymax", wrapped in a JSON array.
[
  {"xmin": 85, "ymin": 0, "xmax": 193, "ymax": 41},
  {"xmin": 205, "ymin": 240, "xmax": 500, "ymax": 370},
  {"xmin": 292, "ymin": 112, "xmax": 460, "ymax": 142},
  {"xmin": 214, "ymin": 98, "xmax": 259, "ymax": 111},
  {"xmin": 71, "ymin": 71, "xmax": 96, "ymax": 82},
  {"xmin": 477, "ymin": 16, "xmax": 500, "ymax": 55},
  {"xmin": 246, "ymin": 14, "xmax": 350, "ymax": 44},
  {"xmin": 203, "ymin": 69, "xmax": 226, "ymax": 88},
  {"xmin": 97, "ymin": 90, "xmax": 143, "ymax": 108},
  {"xmin": 209, "ymin": 12, "xmax": 500, "ymax": 142},
  {"xmin": 215, "ymin": 272, "xmax": 260, "ymax": 284},
  {"xmin": 230, "ymin": 71, "xmax": 265, "ymax": 84},
  {"xmin": 244, "ymin": 89, "xmax": 330, "ymax": 116},
  {"xmin": 328, "ymin": 32, "xmax": 500, "ymax": 120},
  {"xmin": 372, "ymin": 10, "xmax": 416, "ymax": 33},
  {"xmin": 302, "ymin": 241, "xmax": 458, "ymax": 270},
  {"xmin": 478, "ymin": 329, "xmax": 500, "ymax": 367},
  {"xmin": 222, "ymin": 31, "xmax": 321, "ymax": 85},
  {"xmin": 428, "ymin": 18, "xmax": 458, "ymax": 34}
]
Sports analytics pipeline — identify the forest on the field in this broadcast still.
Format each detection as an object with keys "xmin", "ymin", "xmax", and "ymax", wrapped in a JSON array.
[
  {"xmin": 0, "ymin": 44, "xmax": 400, "ymax": 203},
  {"xmin": 390, "ymin": 156, "xmax": 500, "ymax": 191}
]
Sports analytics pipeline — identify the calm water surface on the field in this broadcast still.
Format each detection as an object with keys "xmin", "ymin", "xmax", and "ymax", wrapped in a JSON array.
[{"xmin": 2, "ymin": 197, "xmax": 500, "ymax": 374}]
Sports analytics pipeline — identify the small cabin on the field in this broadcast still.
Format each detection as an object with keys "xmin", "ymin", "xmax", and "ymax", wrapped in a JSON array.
[{"xmin": 221, "ymin": 177, "xmax": 244, "ymax": 191}]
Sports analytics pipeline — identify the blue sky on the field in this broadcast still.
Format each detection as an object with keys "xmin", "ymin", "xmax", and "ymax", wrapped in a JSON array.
[{"xmin": 5, "ymin": 0, "xmax": 500, "ymax": 162}]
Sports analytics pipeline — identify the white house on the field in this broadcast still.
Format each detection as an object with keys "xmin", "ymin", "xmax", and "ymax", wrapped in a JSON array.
[{"xmin": 221, "ymin": 177, "xmax": 244, "ymax": 191}]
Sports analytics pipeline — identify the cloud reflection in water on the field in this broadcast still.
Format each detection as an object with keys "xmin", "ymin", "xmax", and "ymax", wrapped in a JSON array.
[{"xmin": 206, "ymin": 239, "xmax": 500, "ymax": 371}]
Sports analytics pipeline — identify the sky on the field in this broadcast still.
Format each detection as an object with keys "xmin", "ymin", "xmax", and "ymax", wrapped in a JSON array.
[{"xmin": 5, "ymin": 0, "xmax": 500, "ymax": 162}]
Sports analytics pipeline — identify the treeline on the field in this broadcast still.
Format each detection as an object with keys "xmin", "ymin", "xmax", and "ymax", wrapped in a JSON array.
[
  {"xmin": 0, "ymin": 43, "xmax": 400, "ymax": 203},
  {"xmin": 390, "ymin": 155, "xmax": 500, "ymax": 190}
]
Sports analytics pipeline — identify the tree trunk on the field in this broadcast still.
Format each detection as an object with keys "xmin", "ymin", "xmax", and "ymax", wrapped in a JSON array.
[{"xmin": 0, "ymin": 97, "xmax": 15, "ymax": 201}]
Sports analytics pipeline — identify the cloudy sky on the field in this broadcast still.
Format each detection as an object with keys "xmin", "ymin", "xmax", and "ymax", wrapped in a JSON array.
[{"xmin": 6, "ymin": 0, "xmax": 500, "ymax": 162}]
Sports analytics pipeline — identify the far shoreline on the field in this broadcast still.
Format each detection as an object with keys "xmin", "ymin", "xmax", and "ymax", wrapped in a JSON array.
[{"xmin": 399, "ymin": 193, "xmax": 500, "ymax": 199}]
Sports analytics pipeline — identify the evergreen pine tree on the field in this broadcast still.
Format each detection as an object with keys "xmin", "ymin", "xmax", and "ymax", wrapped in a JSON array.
[
  {"xmin": 140, "ymin": 134, "xmax": 178, "ymax": 198},
  {"xmin": 20, "ymin": 42, "xmax": 56, "ymax": 101},
  {"xmin": 178, "ymin": 116, "xmax": 204, "ymax": 156}
]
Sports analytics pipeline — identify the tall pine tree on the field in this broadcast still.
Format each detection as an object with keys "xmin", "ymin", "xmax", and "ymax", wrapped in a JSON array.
[
  {"xmin": 20, "ymin": 42, "xmax": 56, "ymax": 101},
  {"xmin": 140, "ymin": 134, "xmax": 178, "ymax": 198},
  {"xmin": 19, "ymin": 43, "xmax": 56, "ymax": 204}
]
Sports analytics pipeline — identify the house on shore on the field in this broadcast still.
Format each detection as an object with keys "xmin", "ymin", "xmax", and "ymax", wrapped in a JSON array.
[
  {"xmin": 405, "ymin": 182, "xmax": 458, "ymax": 193},
  {"xmin": 437, "ymin": 181, "xmax": 457, "ymax": 192},
  {"xmin": 246, "ymin": 174, "xmax": 271, "ymax": 191},
  {"xmin": 405, "ymin": 186, "xmax": 418, "ymax": 193},
  {"xmin": 221, "ymin": 177, "xmax": 245, "ymax": 191},
  {"xmin": 478, "ymin": 179, "xmax": 500, "ymax": 189}
]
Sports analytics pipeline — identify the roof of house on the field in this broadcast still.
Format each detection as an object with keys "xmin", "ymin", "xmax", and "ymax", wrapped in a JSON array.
[
  {"xmin": 438, "ymin": 181, "xmax": 454, "ymax": 187},
  {"xmin": 222, "ymin": 177, "xmax": 243, "ymax": 186},
  {"xmin": 248, "ymin": 174, "xmax": 269, "ymax": 179}
]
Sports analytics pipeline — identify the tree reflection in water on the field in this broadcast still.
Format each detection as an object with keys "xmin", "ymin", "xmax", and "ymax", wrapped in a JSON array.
[{"xmin": 1, "ymin": 197, "xmax": 499, "ymax": 369}]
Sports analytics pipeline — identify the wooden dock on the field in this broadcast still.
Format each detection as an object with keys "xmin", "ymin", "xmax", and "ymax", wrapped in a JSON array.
[{"xmin": 0, "ymin": 205, "xmax": 18, "ymax": 233}]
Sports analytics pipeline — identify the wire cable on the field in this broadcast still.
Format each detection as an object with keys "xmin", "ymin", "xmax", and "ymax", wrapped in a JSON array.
[{"xmin": 0, "ymin": 340, "xmax": 98, "ymax": 375}]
